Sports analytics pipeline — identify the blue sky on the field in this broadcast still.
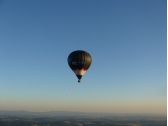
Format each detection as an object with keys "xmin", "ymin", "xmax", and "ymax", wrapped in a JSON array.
[{"xmin": 0, "ymin": 0, "xmax": 166, "ymax": 114}]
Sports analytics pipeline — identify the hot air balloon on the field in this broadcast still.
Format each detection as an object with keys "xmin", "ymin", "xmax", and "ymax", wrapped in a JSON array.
[{"xmin": 67, "ymin": 50, "xmax": 92, "ymax": 83}]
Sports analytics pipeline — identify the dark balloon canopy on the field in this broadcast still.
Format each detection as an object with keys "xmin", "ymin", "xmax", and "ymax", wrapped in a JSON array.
[{"xmin": 67, "ymin": 50, "xmax": 92, "ymax": 83}]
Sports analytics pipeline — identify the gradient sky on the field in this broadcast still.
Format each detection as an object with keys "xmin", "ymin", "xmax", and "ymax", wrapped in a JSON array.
[{"xmin": 0, "ymin": 0, "xmax": 166, "ymax": 114}]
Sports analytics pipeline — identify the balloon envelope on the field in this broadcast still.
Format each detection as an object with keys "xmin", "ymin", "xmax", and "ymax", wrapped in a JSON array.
[{"xmin": 67, "ymin": 50, "xmax": 92, "ymax": 82}]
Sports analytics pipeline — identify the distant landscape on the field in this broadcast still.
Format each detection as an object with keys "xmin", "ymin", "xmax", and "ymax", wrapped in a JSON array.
[{"xmin": 0, "ymin": 110, "xmax": 166, "ymax": 126}]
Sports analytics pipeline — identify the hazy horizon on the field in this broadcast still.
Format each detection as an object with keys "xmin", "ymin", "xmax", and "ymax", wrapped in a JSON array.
[{"xmin": 0, "ymin": 110, "xmax": 166, "ymax": 116}]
